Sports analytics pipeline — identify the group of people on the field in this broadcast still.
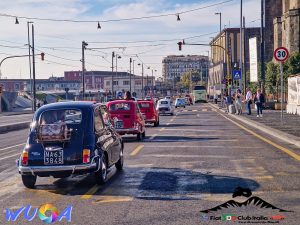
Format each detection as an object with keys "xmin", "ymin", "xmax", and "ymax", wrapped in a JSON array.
[{"xmin": 223, "ymin": 88, "xmax": 265, "ymax": 117}]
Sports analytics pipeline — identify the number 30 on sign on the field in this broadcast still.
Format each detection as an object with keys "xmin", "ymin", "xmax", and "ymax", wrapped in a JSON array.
[{"xmin": 274, "ymin": 47, "xmax": 289, "ymax": 62}]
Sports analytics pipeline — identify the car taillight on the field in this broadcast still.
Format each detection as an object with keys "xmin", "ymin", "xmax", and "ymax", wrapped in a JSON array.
[
  {"xmin": 21, "ymin": 151, "xmax": 28, "ymax": 166},
  {"xmin": 82, "ymin": 149, "xmax": 90, "ymax": 163}
]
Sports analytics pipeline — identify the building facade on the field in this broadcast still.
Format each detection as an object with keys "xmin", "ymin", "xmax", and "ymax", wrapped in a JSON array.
[
  {"xmin": 162, "ymin": 55, "xmax": 209, "ymax": 83},
  {"xmin": 274, "ymin": 0, "xmax": 300, "ymax": 55},
  {"xmin": 208, "ymin": 27, "xmax": 261, "ymax": 95},
  {"xmin": 64, "ymin": 71, "xmax": 133, "ymax": 90},
  {"xmin": 103, "ymin": 75, "xmax": 155, "ymax": 98}
]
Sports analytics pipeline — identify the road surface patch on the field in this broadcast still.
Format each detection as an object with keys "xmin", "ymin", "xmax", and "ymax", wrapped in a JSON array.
[
  {"xmin": 92, "ymin": 195, "xmax": 133, "ymax": 204},
  {"xmin": 217, "ymin": 112, "xmax": 300, "ymax": 161},
  {"xmin": 81, "ymin": 185, "xmax": 100, "ymax": 200}
]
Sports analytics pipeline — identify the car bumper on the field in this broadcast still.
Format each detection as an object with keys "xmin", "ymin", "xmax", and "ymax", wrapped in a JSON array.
[
  {"xmin": 115, "ymin": 128, "xmax": 140, "ymax": 134},
  {"xmin": 145, "ymin": 119, "xmax": 156, "ymax": 123},
  {"xmin": 17, "ymin": 158, "xmax": 98, "ymax": 176}
]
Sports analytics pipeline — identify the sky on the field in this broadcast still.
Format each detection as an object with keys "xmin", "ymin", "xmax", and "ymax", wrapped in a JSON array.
[{"xmin": 0, "ymin": 0, "xmax": 261, "ymax": 79}]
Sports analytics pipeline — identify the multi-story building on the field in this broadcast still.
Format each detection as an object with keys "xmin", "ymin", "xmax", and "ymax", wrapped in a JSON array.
[
  {"xmin": 162, "ymin": 55, "xmax": 209, "ymax": 83},
  {"xmin": 274, "ymin": 0, "xmax": 300, "ymax": 55},
  {"xmin": 0, "ymin": 78, "xmax": 80, "ymax": 92},
  {"xmin": 208, "ymin": 27, "xmax": 261, "ymax": 95},
  {"xmin": 103, "ymin": 75, "xmax": 155, "ymax": 98},
  {"xmin": 64, "ymin": 71, "xmax": 134, "ymax": 89}
]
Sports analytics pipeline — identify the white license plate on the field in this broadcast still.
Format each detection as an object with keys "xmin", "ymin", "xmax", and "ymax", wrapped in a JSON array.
[
  {"xmin": 115, "ymin": 121, "xmax": 123, "ymax": 129},
  {"xmin": 44, "ymin": 150, "xmax": 63, "ymax": 165}
]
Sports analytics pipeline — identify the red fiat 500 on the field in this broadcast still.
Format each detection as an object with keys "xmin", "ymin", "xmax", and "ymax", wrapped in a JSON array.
[
  {"xmin": 138, "ymin": 100, "xmax": 159, "ymax": 127},
  {"xmin": 106, "ymin": 100, "xmax": 146, "ymax": 140}
]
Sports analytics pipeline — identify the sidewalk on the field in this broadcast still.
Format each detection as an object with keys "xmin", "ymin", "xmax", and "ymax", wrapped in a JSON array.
[{"xmin": 209, "ymin": 102, "xmax": 300, "ymax": 148}]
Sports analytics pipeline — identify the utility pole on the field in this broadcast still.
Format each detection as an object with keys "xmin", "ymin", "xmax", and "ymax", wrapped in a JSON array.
[
  {"xmin": 142, "ymin": 64, "xmax": 144, "ymax": 99},
  {"xmin": 260, "ymin": 0, "xmax": 265, "ymax": 91},
  {"xmin": 112, "ymin": 51, "xmax": 115, "ymax": 96},
  {"xmin": 132, "ymin": 59, "xmax": 135, "ymax": 94},
  {"xmin": 239, "ymin": 0, "xmax": 243, "ymax": 90},
  {"xmin": 243, "ymin": 16, "xmax": 246, "ymax": 94},
  {"xmin": 81, "ymin": 41, "xmax": 88, "ymax": 100},
  {"xmin": 129, "ymin": 58, "xmax": 132, "ymax": 92},
  {"xmin": 31, "ymin": 24, "xmax": 36, "ymax": 111},
  {"xmin": 27, "ymin": 22, "xmax": 33, "ymax": 111}
]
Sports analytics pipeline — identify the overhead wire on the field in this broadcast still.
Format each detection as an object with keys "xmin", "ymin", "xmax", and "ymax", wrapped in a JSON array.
[{"xmin": 0, "ymin": 0, "xmax": 233, "ymax": 23}]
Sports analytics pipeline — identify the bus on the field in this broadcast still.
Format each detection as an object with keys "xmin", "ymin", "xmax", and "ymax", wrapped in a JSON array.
[{"xmin": 192, "ymin": 85, "xmax": 207, "ymax": 103}]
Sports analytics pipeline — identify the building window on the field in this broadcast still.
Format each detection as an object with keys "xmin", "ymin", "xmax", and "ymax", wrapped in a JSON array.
[
  {"xmin": 106, "ymin": 81, "xmax": 110, "ymax": 86},
  {"xmin": 135, "ymin": 80, "xmax": 142, "ymax": 85},
  {"xmin": 123, "ymin": 80, "xmax": 129, "ymax": 85},
  {"xmin": 15, "ymin": 83, "xmax": 20, "ymax": 91},
  {"xmin": 113, "ymin": 81, "xmax": 118, "ymax": 85}
]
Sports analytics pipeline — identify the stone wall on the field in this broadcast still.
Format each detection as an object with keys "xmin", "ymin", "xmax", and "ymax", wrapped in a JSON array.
[{"xmin": 265, "ymin": 0, "xmax": 283, "ymax": 61}]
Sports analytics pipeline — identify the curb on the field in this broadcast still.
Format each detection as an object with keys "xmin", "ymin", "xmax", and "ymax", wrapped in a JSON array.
[
  {"xmin": 0, "ymin": 122, "xmax": 30, "ymax": 134},
  {"xmin": 209, "ymin": 103, "xmax": 300, "ymax": 148}
]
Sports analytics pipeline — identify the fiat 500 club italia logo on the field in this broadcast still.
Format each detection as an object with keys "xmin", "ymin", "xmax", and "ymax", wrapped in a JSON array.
[{"xmin": 5, "ymin": 204, "xmax": 72, "ymax": 223}]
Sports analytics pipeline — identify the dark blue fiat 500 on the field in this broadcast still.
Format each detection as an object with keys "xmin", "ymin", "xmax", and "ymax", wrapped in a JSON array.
[{"xmin": 17, "ymin": 101, "xmax": 124, "ymax": 189}]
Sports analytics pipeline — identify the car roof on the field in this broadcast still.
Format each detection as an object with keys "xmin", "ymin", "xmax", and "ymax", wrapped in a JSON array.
[{"xmin": 38, "ymin": 101, "xmax": 95, "ymax": 110}]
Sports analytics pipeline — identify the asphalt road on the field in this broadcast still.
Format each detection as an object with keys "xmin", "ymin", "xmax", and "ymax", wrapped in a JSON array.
[
  {"xmin": 0, "ymin": 104, "xmax": 299, "ymax": 225},
  {"xmin": 0, "ymin": 114, "xmax": 33, "ymax": 126}
]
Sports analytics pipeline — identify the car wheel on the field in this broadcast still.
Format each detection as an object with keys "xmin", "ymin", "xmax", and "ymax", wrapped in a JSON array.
[
  {"xmin": 170, "ymin": 113, "xmax": 174, "ymax": 116},
  {"xmin": 115, "ymin": 148, "xmax": 124, "ymax": 171},
  {"xmin": 21, "ymin": 174, "xmax": 36, "ymax": 189},
  {"xmin": 137, "ymin": 132, "xmax": 142, "ymax": 141},
  {"xmin": 184, "ymin": 106, "xmax": 186, "ymax": 108},
  {"xmin": 95, "ymin": 154, "xmax": 108, "ymax": 185},
  {"xmin": 175, "ymin": 106, "xmax": 177, "ymax": 108}
]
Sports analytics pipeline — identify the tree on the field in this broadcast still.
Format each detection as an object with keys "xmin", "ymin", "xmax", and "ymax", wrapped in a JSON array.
[
  {"xmin": 285, "ymin": 52, "xmax": 300, "ymax": 75},
  {"xmin": 265, "ymin": 61, "xmax": 280, "ymax": 100}
]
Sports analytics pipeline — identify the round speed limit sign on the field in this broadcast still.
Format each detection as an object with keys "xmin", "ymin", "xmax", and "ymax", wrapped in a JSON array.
[{"xmin": 274, "ymin": 47, "xmax": 289, "ymax": 62}]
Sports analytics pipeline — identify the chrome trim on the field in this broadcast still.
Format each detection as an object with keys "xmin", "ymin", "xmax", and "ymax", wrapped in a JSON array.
[{"xmin": 18, "ymin": 156, "xmax": 98, "ymax": 175}]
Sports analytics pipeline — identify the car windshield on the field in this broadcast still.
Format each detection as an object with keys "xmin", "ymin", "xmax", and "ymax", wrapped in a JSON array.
[
  {"xmin": 138, "ymin": 103, "xmax": 150, "ymax": 108},
  {"xmin": 40, "ymin": 109, "xmax": 82, "ymax": 124},
  {"xmin": 109, "ymin": 103, "xmax": 131, "ymax": 111}
]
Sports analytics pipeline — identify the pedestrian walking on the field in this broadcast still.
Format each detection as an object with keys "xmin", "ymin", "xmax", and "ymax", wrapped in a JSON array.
[
  {"xmin": 245, "ymin": 88, "xmax": 252, "ymax": 115},
  {"xmin": 214, "ymin": 93, "xmax": 218, "ymax": 104},
  {"xmin": 235, "ymin": 89, "xmax": 243, "ymax": 115},
  {"xmin": 254, "ymin": 88, "xmax": 265, "ymax": 117},
  {"xmin": 224, "ymin": 93, "xmax": 231, "ymax": 113}
]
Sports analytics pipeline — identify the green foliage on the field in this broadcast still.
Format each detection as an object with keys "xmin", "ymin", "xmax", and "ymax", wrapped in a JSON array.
[
  {"xmin": 265, "ymin": 61, "xmax": 280, "ymax": 96},
  {"xmin": 285, "ymin": 52, "xmax": 300, "ymax": 75}
]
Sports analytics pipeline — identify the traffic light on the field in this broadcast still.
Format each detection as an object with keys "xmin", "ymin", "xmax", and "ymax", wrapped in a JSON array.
[
  {"xmin": 41, "ymin": 52, "xmax": 45, "ymax": 61},
  {"xmin": 177, "ymin": 41, "xmax": 182, "ymax": 51}
]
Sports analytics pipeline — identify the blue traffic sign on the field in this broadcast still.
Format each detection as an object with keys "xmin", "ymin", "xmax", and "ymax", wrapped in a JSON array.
[{"xmin": 232, "ymin": 70, "xmax": 242, "ymax": 80}]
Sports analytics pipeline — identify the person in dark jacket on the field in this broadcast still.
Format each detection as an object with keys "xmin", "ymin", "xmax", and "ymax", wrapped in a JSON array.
[
  {"xmin": 124, "ymin": 91, "xmax": 135, "ymax": 100},
  {"xmin": 253, "ymin": 88, "xmax": 265, "ymax": 117}
]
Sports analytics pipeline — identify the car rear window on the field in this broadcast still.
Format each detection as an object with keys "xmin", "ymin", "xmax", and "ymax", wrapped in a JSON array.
[
  {"xmin": 109, "ymin": 103, "xmax": 131, "ymax": 111},
  {"xmin": 138, "ymin": 103, "xmax": 150, "ymax": 108},
  {"xmin": 160, "ymin": 101, "xmax": 169, "ymax": 104},
  {"xmin": 40, "ymin": 109, "xmax": 82, "ymax": 124}
]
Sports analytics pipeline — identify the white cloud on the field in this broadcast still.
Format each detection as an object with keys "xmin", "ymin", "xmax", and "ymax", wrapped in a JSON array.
[{"xmin": 0, "ymin": 0, "xmax": 261, "ymax": 79}]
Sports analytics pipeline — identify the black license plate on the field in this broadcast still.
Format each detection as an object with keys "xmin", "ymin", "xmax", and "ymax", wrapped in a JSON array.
[{"xmin": 44, "ymin": 150, "xmax": 63, "ymax": 165}]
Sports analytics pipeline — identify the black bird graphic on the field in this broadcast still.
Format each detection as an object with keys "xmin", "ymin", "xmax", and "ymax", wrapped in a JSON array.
[{"xmin": 200, "ymin": 186, "xmax": 293, "ymax": 213}]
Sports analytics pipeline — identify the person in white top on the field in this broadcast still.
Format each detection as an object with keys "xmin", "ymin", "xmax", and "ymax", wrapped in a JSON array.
[{"xmin": 245, "ymin": 88, "xmax": 252, "ymax": 115}]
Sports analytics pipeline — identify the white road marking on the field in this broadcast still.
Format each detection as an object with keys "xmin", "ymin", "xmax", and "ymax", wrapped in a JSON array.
[
  {"xmin": 0, "ymin": 153, "xmax": 20, "ymax": 161},
  {"xmin": 149, "ymin": 134, "xmax": 157, "ymax": 140},
  {"xmin": 142, "ymin": 145, "xmax": 261, "ymax": 149},
  {"xmin": 0, "ymin": 143, "xmax": 25, "ymax": 152},
  {"xmin": 143, "ymin": 154, "xmax": 232, "ymax": 158}
]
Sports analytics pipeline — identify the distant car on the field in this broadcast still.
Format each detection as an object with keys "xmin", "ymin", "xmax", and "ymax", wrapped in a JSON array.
[
  {"xmin": 138, "ymin": 100, "xmax": 159, "ymax": 127},
  {"xmin": 156, "ymin": 99, "xmax": 174, "ymax": 115},
  {"xmin": 17, "ymin": 101, "xmax": 124, "ymax": 189},
  {"xmin": 106, "ymin": 100, "xmax": 146, "ymax": 140},
  {"xmin": 175, "ymin": 98, "xmax": 186, "ymax": 108}
]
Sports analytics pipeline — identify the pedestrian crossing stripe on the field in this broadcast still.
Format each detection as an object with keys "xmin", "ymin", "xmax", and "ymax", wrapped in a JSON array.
[{"xmin": 180, "ymin": 109, "xmax": 211, "ymax": 112}]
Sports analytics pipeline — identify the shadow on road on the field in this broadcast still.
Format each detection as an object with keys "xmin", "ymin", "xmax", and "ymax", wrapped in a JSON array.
[{"xmin": 33, "ymin": 167, "xmax": 260, "ymax": 201}]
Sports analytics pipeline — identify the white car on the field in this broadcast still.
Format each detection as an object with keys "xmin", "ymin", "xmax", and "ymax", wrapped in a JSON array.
[{"xmin": 156, "ymin": 99, "xmax": 174, "ymax": 115}]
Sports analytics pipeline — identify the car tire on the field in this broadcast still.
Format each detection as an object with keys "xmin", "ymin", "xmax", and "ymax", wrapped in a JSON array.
[
  {"xmin": 21, "ymin": 174, "xmax": 36, "ymax": 189},
  {"xmin": 170, "ymin": 113, "xmax": 174, "ymax": 116},
  {"xmin": 95, "ymin": 154, "xmax": 108, "ymax": 185},
  {"xmin": 115, "ymin": 148, "xmax": 124, "ymax": 171},
  {"xmin": 175, "ymin": 106, "xmax": 177, "ymax": 108}
]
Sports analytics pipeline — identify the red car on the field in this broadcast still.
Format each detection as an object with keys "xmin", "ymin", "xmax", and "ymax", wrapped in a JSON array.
[
  {"xmin": 106, "ymin": 100, "xmax": 146, "ymax": 140},
  {"xmin": 138, "ymin": 100, "xmax": 159, "ymax": 127}
]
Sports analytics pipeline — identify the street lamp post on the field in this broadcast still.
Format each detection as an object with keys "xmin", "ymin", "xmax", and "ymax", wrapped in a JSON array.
[
  {"xmin": 112, "ymin": 51, "xmax": 115, "ymax": 96},
  {"xmin": 132, "ymin": 59, "xmax": 135, "ymax": 94},
  {"xmin": 115, "ymin": 54, "xmax": 121, "ymax": 96},
  {"xmin": 81, "ymin": 41, "xmax": 88, "ymax": 100},
  {"xmin": 138, "ymin": 63, "xmax": 144, "ymax": 99},
  {"xmin": 31, "ymin": 24, "xmax": 37, "ymax": 111},
  {"xmin": 129, "ymin": 58, "xmax": 132, "ymax": 93}
]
